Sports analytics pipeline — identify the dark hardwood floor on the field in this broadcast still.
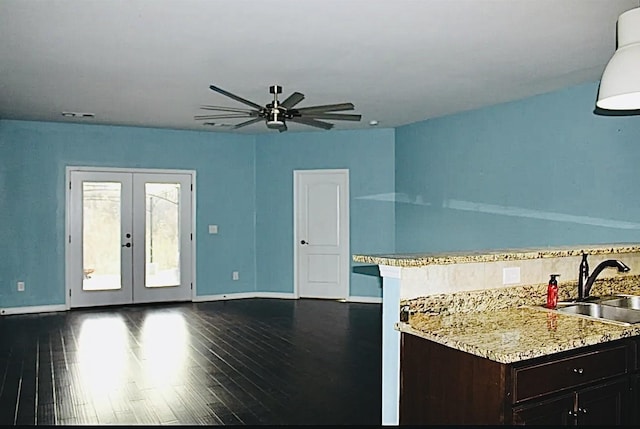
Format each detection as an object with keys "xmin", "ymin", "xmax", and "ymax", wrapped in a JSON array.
[{"xmin": 0, "ymin": 298, "xmax": 382, "ymax": 425}]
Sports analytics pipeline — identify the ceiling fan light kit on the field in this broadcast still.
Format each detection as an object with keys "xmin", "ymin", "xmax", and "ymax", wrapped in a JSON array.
[
  {"xmin": 596, "ymin": 7, "xmax": 640, "ymax": 110},
  {"xmin": 266, "ymin": 112, "xmax": 285, "ymax": 130},
  {"xmin": 196, "ymin": 84, "xmax": 362, "ymax": 132}
]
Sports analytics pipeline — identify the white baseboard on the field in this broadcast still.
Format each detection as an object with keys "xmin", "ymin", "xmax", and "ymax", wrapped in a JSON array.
[
  {"xmin": 1, "ymin": 304, "xmax": 67, "ymax": 316},
  {"xmin": 193, "ymin": 291, "xmax": 298, "ymax": 302},
  {"xmin": 346, "ymin": 296, "xmax": 382, "ymax": 304},
  {"xmin": 1, "ymin": 294, "xmax": 379, "ymax": 314},
  {"xmin": 195, "ymin": 292, "xmax": 382, "ymax": 303}
]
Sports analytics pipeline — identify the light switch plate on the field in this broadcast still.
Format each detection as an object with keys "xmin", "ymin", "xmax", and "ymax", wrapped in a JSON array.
[
  {"xmin": 208, "ymin": 225, "xmax": 218, "ymax": 234},
  {"xmin": 503, "ymin": 267, "xmax": 521, "ymax": 285}
]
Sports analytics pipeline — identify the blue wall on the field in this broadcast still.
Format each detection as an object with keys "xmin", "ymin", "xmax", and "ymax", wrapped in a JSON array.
[
  {"xmin": 0, "ymin": 120, "xmax": 395, "ymax": 308},
  {"xmin": 5, "ymin": 79, "xmax": 640, "ymax": 308},
  {"xmin": 395, "ymin": 82, "xmax": 640, "ymax": 253},
  {"xmin": 0, "ymin": 120, "xmax": 257, "ymax": 307},
  {"xmin": 256, "ymin": 129, "xmax": 396, "ymax": 298}
]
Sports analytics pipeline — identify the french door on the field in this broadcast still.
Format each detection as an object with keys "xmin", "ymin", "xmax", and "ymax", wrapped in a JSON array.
[{"xmin": 67, "ymin": 169, "xmax": 193, "ymax": 308}]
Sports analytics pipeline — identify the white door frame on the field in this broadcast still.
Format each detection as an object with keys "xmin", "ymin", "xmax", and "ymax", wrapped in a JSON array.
[
  {"xmin": 64, "ymin": 166, "xmax": 197, "ymax": 309},
  {"xmin": 293, "ymin": 169, "xmax": 350, "ymax": 300}
]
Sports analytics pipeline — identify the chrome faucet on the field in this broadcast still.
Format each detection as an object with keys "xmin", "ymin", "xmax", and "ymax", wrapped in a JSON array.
[{"xmin": 577, "ymin": 253, "xmax": 630, "ymax": 301}]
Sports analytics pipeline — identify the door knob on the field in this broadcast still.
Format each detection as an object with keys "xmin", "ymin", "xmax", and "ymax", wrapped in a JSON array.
[
  {"xmin": 122, "ymin": 242, "xmax": 131, "ymax": 248},
  {"xmin": 300, "ymin": 240, "xmax": 308, "ymax": 245}
]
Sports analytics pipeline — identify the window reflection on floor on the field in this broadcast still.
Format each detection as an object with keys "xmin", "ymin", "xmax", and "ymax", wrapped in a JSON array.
[
  {"xmin": 140, "ymin": 313, "xmax": 188, "ymax": 389},
  {"xmin": 77, "ymin": 316, "xmax": 128, "ymax": 399}
]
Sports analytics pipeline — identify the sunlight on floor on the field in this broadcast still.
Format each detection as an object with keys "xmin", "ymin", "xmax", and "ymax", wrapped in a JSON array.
[
  {"xmin": 77, "ymin": 316, "xmax": 129, "ymax": 397},
  {"xmin": 140, "ymin": 313, "xmax": 188, "ymax": 388},
  {"xmin": 76, "ymin": 311, "xmax": 189, "ymax": 402}
]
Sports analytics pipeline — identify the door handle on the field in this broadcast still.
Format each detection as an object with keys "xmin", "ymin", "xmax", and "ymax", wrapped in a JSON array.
[
  {"xmin": 300, "ymin": 240, "xmax": 309, "ymax": 245},
  {"xmin": 122, "ymin": 242, "xmax": 131, "ymax": 248}
]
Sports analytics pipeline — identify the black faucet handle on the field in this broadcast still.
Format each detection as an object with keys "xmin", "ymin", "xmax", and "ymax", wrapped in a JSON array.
[{"xmin": 580, "ymin": 254, "xmax": 589, "ymax": 275}]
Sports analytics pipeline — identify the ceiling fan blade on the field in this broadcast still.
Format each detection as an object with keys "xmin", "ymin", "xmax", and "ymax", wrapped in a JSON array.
[
  {"xmin": 289, "ymin": 117, "xmax": 334, "ymax": 130},
  {"xmin": 233, "ymin": 117, "xmax": 263, "ymax": 129},
  {"xmin": 209, "ymin": 85, "xmax": 264, "ymax": 110},
  {"xmin": 280, "ymin": 92, "xmax": 305, "ymax": 109},
  {"xmin": 200, "ymin": 105, "xmax": 258, "ymax": 114},
  {"xmin": 294, "ymin": 102, "xmax": 355, "ymax": 114},
  {"xmin": 300, "ymin": 113, "xmax": 362, "ymax": 121},
  {"xmin": 194, "ymin": 114, "xmax": 254, "ymax": 120}
]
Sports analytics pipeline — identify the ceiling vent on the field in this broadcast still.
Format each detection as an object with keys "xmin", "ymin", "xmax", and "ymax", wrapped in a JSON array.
[{"xmin": 61, "ymin": 112, "xmax": 95, "ymax": 118}]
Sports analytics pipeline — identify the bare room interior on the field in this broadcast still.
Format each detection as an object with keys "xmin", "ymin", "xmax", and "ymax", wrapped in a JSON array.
[{"xmin": 2, "ymin": 0, "xmax": 640, "ymax": 425}]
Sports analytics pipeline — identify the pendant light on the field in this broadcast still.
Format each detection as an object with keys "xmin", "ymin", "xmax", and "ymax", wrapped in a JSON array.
[{"xmin": 596, "ymin": 7, "xmax": 640, "ymax": 110}]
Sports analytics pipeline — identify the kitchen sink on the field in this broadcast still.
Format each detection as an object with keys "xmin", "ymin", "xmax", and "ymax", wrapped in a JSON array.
[
  {"xmin": 555, "ymin": 302, "xmax": 640, "ymax": 325},
  {"xmin": 600, "ymin": 295, "xmax": 640, "ymax": 310}
]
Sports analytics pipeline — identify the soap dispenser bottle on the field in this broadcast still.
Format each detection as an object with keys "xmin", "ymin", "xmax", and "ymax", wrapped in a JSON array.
[{"xmin": 546, "ymin": 274, "xmax": 560, "ymax": 309}]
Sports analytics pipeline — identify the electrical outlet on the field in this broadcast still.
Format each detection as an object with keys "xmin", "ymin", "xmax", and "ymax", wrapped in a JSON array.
[
  {"xmin": 17, "ymin": 281, "xmax": 25, "ymax": 292},
  {"xmin": 232, "ymin": 271, "xmax": 239, "ymax": 281}
]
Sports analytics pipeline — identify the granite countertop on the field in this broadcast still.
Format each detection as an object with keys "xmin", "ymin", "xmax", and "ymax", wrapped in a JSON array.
[
  {"xmin": 396, "ymin": 276, "xmax": 640, "ymax": 364},
  {"xmin": 397, "ymin": 305, "xmax": 640, "ymax": 364},
  {"xmin": 353, "ymin": 243, "xmax": 640, "ymax": 267}
]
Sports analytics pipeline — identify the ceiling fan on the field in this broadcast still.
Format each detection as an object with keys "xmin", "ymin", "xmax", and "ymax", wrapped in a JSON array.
[{"xmin": 195, "ymin": 84, "xmax": 362, "ymax": 132}]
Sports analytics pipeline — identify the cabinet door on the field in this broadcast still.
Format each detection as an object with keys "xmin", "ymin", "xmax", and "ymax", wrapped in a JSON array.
[
  {"xmin": 400, "ymin": 334, "xmax": 508, "ymax": 425},
  {"xmin": 577, "ymin": 378, "xmax": 629, "ymax": 425},
  {"xmin": 512, "ymin": 393, "xmax": 574, "ymax": 425}
]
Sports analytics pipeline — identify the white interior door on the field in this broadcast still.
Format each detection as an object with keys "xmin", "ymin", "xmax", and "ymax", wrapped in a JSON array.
[
  {"xmin": 294, "ymin": 169, "xmax": 349, "ymax": 300},
  {"xmin": 68, "ymin": 169, "xmax": 193, "ymax": 308}
]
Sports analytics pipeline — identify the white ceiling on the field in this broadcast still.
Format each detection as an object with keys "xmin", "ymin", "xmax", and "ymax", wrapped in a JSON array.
[{"xmin": 1, "ymin": 0, "xmax": 638, "ymax": 134}]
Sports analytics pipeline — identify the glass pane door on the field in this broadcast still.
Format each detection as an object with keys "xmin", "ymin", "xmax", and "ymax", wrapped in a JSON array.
[
  {"xmin": 69, "ymin": 171, "xmax": 134, "ymax": 308},
  {"xmin": 69, "ymin": 170, "xmax": 193, "ymax": 308},
  {"xmin": 132, "ymin": 173, "xmax": 192, "ymax": 304}
]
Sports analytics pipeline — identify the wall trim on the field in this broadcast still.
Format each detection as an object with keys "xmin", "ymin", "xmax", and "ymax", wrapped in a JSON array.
[
  {"xmin": 193, "ymin": 291, "xmax": 298, "ymax": 302},
  {"xmin": 346, "ymin": 296, "xmax": 382, "ymax": 304},
  {"xmin": 1, "ymin": 304, "xmax": 67, "ymax": 316},
  {"xmin": 0, "ymin": 294, "xmax": 376, "ymax": 315}
]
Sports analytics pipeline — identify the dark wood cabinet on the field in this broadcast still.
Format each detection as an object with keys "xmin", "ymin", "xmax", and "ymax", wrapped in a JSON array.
[
  {"xmin": 400, "ymin": 333, "xmax": 635, "ymax": 425},
  {"xmin": 512, "ymin": 378, "xmax": 629, "ymax": 425},
  {"xmin": 577, "ymin": 378, "xmax": 629, "ymax": 425},
  {"xmin": 512, "ymin": 393, "xmax": 574, "ymax": 425},
  {"xmin": 630, "ymin": 374, "xmax": 640, "ymax": 424}
]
